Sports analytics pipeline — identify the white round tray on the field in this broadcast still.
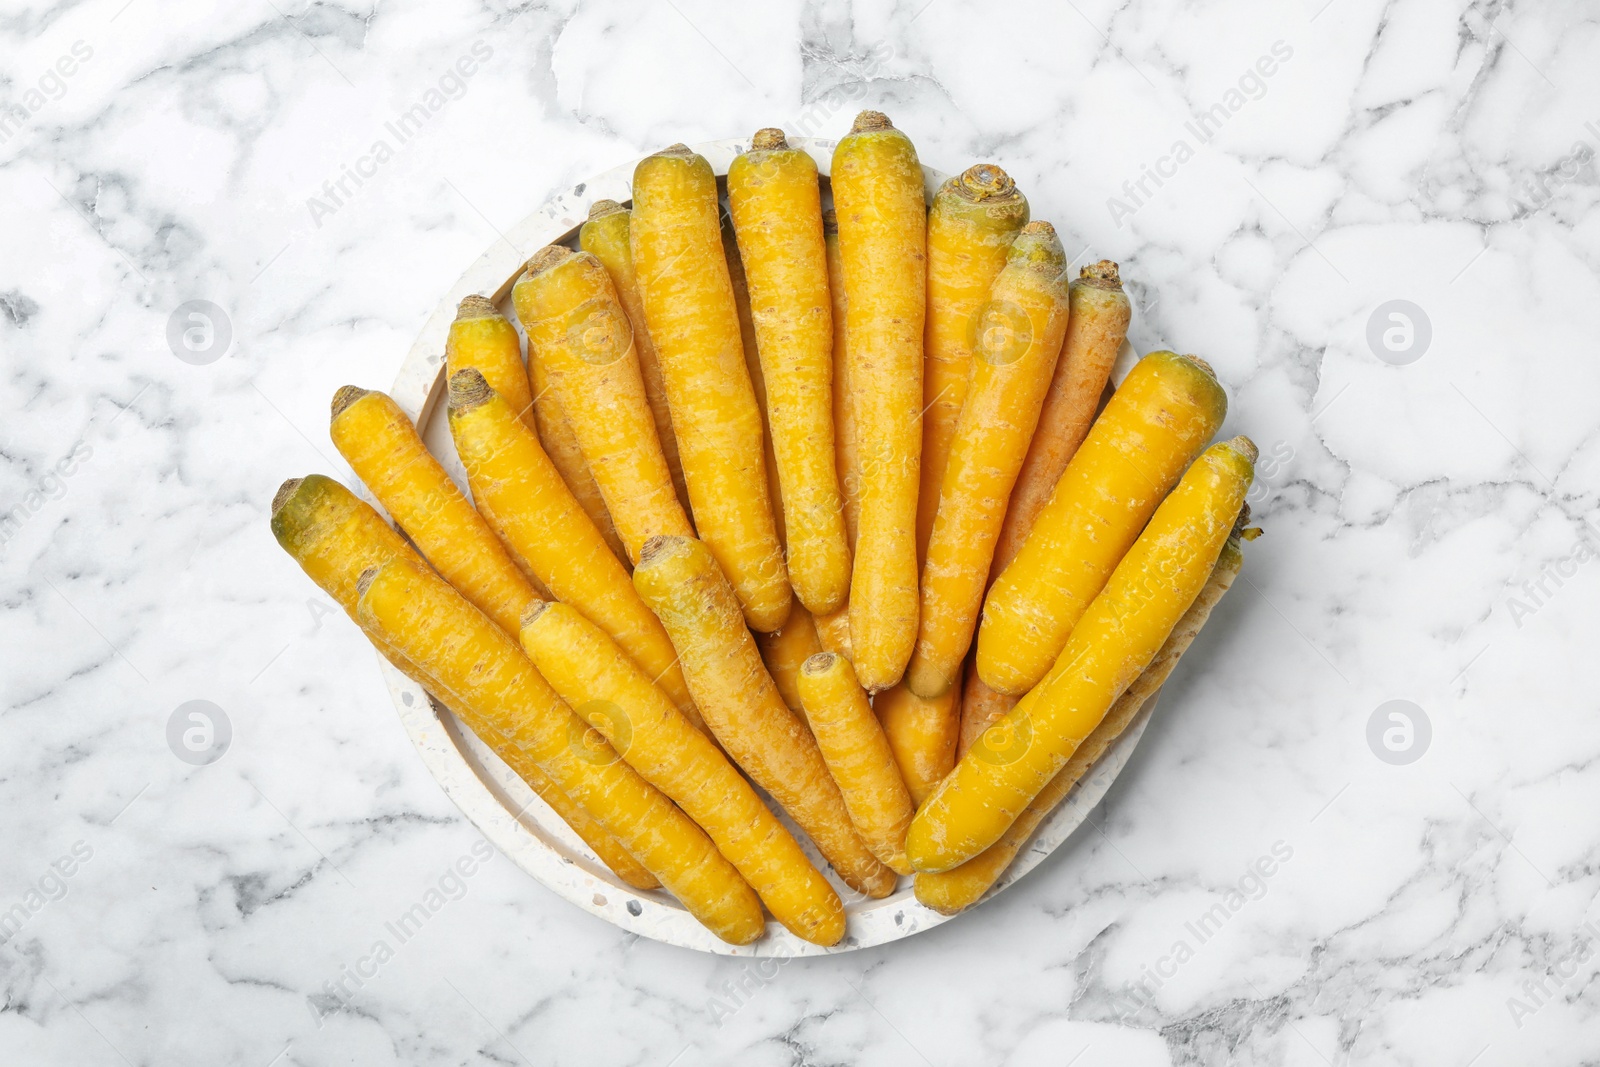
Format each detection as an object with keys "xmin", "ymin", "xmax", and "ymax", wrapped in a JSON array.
[{"xmin": 380, "ymin": 138, "xmax": 1147, "ymax": 955}]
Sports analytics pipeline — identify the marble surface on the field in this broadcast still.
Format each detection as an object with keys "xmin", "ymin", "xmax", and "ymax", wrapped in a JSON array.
[{"xmin": 3, "ymin": 0, "xmax": 1599, "ymax": 1063}]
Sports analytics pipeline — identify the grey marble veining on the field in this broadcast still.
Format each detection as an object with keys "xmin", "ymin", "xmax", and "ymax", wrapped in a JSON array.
[{"xmin": 3, "ymin": 0, "xmax": 1599, "ymax": 1063}]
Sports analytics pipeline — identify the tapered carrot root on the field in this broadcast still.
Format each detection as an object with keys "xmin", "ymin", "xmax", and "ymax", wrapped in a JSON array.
[
  {"xmin": 918, "ymin": 164, "xmax": 1029, "ymax": 562},
  {"xmin": 580, "ymin": 200, "xmax": 691, "ymax": 513},
  {"xmin": 446, "ymin": 370, "xmax": 700, "ymax": 726},
  {"xmin": 958, "ymin": 668, "xmax": 1015, "ymax": 761},
  {"xmin": 992, "ymin": 261, "xmax": 1132, "ymax": 574},
  {"xmin": 729, "ymin": 129, "xmax": 851, "ymax": 615},
  {"xmin": 757, "ymin": 604, "xmax": 823, "ymax": 714},
  {"xmin": 833, "ymin": 111, "xmax": 926, "ymax": 690},
  {"xmin": 797, "ymin": 653, "xmax": 915, "ymax": 874},
  {"xmin": 446, "ymin": 296, "xmax": 552, "ymax": 597},
  {"xmin": 358, "ymin": 556, "xmax": 763, "ymax": 943},
  {"xmin": 874, "ymin": 675, "xmax": 961, "ymax": 808},
  {"xmin": 977, "ymin": 351, "xmax": 1228, "ymax": 696},
  {"xmin": 523, "ymin": 329, "xmax": 627, "ymax": 564},
  {"xmin": 514, "ymin": 246, "xmax": 694, "ymax": 564},
  {"xmin": 909, "ymin": 438, "xmax": 1257, "ymax": 873},
  {"xmin": 813, "ymin": 603, "xmax": 854, "ymax": 662},
  {"xmin": 633, "ymin": 535, "xmax": 897, "ymax": 898},
  {"xmin": 907, "ymin": 221, "xmax": 1073, "ymax": 699},
  {"xmin": 723, "ymin": 223, "xmax": 787, "ymax": 551},
  {"xmin": 521, "ymin": 600, "xmax": 846, "ymax": 945},
  {"xmin": 268, "ymin": 475, "xmax": 656, "ymax": 891},
  {"xmin": 917, "ymin": 533, "xmax": 1245, "ymax": 914},
  {"xmin": 631, "ymin": 144, "xmax": 791, "ymax": 632},
  {"xmin": 328, "ymin": 387, "xmax": 537, "ymax": 637},
  {"xmin": 822, "ymin": 210, "xmax": 860, "ymax": 552}
]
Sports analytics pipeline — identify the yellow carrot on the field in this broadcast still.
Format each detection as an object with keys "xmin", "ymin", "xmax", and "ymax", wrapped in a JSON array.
[
  {"xmin": 518, "ymin": 307, "xmax": 627, "ymax": 564},
  {"xmin": 580, "ymin": 199, "xmax": 691, "ymax": 512},
  {"xmin": 822, "ymin": 210, "xmax": 860, "ymax": 552},
  {"xmin": 757, "ymin": 603, "xmax": 823, "ymax": 714},
  {"xmin": 631, "ymin": 144, "xmax": 791, "ymax": 632},
  {"xmin": 906, "ymin": 221, "xmax": 1073, "ymax": 699},
  {"xmin": 267, "ymin": 475, "xmax": 658, "ymax": 891},
  {"xmin": 633, "ymin": 535, "xmax": 896, "ymax": 898},
  {"xmin": 445, "ymin": 296, "xmax": 553, "ymax": 597},
  {"xmin": 977, "ymin": 351, "xmax": 1228, "ymax": 695},
  {"xmin": 916, "ymin": 532, "xmax": 1244, "ymax": 914},
  {"xmin": 723, "ymin": 221, "xmax": 787, "ymax": 552},
  {"xmin": 957, "ymin": 667, "xmax": 1014, "ymax": 761},
  {"xmin": 328, "ymin": 387, "xmax": 537, "ymax": 637},
  {"xmin": 521, "ymin": 600, "xmax": 846, "ymax": 945},
  {"xmin": 729, "ymin": 128, "xmax": 852, "ymax": 615},
  {"xmin": 918, "ymin": 164, "xmax": 1029, "ymax": 562},
  {"xmin": 813, "ymin": 602, "xmax": 854, "ymax": 662},
  {"xmin": 874, "ymin": 675, "xmax": 961, "ymax": 808},
  {"xmin": 445, "ymin": 369, "xmax": 700, "ymax": 727},
  {"xmin": 797, "ymin": 653, "xmax": 915, "ymax": 874},
  {"xmin": 358, "ymin": 555, "xmax": 763, "ymax": 943},
  {"xmin": 992, "ymin": 260, "xmax": 1131, "ymax": 573},
  {"xmin": 513, "ymin": 245, "xmax": 694, "ymax": 564},
  {"xmin": 909, "ymin": 437, "xmax": 1257, "ymax": 872},
  {"xmin": 834, "ymin": 111, "xmax": 926, "ymax": 690}
]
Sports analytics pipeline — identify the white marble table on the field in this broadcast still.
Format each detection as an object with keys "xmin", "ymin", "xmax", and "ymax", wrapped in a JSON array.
[{"xmin": 3, "ymin": 1, "xmax": 1598, "ymax": 1063}]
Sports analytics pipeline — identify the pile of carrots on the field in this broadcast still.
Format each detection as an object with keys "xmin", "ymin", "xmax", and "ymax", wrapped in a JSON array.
[{"xmin": 271, "ymin": 111, "xmax": 1260, "ymax": 947}]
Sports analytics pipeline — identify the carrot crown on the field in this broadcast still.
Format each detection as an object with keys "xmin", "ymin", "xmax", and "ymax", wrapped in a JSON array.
[
  {"xmin": 455, "ymin": 294, "xmax": 499, "ymax": 321},
  {"xmin": 801, "ymin": 651, "xmax": 838, "ymax": 675},
  {"xmin": 587, "ymin": 199, "xmax": 626, "ymax": 220},
  {"xmin": 526, "ymin": 244, "xmax": 573, "ymax": 277},
  {"xmin": 952, "ymin": 164, "xmax": 1016, "ymax": 202},
  {"xmin": 330, "ymin": 385, "xmax": 369, "ymax": 420},
  {"xmin": 1078, "ymin": 260, "xmax": 1123, "ymax": 291},
  {"xmin": 751, "ymin": 127, "xmax": 789, "ymax": 151},
  {"xmin": 447, "ymin": 367, "xmax": 493, "ymax": 412},
  {"xmin": 271, "ymin": 476, "xmax": 305, "ymax": 516},
  {"xmin": 850, "ymin": 110, "xmax": 893, "ymax": 133}
]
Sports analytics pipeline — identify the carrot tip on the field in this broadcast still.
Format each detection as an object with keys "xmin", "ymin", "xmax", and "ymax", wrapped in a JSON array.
[
  {"xmin": 801, "ymin": 651, "xmax": 837, "ymax": 675},
  {"xmin": 447, "ymin": 367, "xmax": 492, "ymax": 412},
  {"xmin": 526, "ymin": 244, "xmax": 572, "ymax": 276},
  {"xmin": 455, "ymin": 294, "xmax": 499, "ymax": 320},
  {"xmin": 271, "ymin": 477, "xmax": 304, "ymax": 516},
  {"xmin": 751, "ymin": 127, "xmax": 788, "ymax": 151},
  {"xmin": 1079, "ymin": 260, "xmax": 1122, "ymax": 288},
  {"xmin": 330, "ymin": 385, "xmax": 369, "ymax": 421},
  {"xmin": 850, "ymin": 110, "xmax": 893, "ymax": 133},
  {"xmin": 520, "ymin": 598, "xmax": 552, "ymax": 629}
]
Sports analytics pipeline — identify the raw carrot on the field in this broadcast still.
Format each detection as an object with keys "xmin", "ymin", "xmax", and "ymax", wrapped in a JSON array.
[
  {"xmin": 357, "ymin": 555, "xmax": 763, "ymax": 943},
  {"xmin": 874, "ymin": 674, "xmax": 962, "ymax": 808},
  {"xmin": 514, "ymin": 245, "xmax": 694, "ymax": 563},
  {"xmin": 822, "ymin": 210, "xmax": 860, "ymax": 552},
  {"xmin": 580, "ymin": 199, "xmax": 691, "ymax": 512},
  {"xmin": 977, "ymin": 351, "xmax": 1228, "ymax": 695},
  {"xmin": 813, "ymin": 602, "xmax": 854, "ymax": 662},
  {"xmin": 797, "ymin": 652, "xmax": 915, "ymax": 874},
  {"xmin": 918, "ymin": 164, "xmax": 1029, "ymax": 562},
  {"xmin": 833, "ymin": 111, "xmax": 926, "ymax": 690},
  {"xmin": 723, "ymin": 222, "xmax": 787, "ymax": 552},
  {"xmin": 991, "ymin": 260, "xmax": 1131, "ymax": 573},
  {"xmin": 446, "ymin": 369, "xmax": 700, "ymax": 726},
  {"xmin": 757, "ymin": 603, "xmax": 823, "ymax": 714},
  {"xmin": 523, "ymin": 325, "xmax": 627, "ymax": 564},
  {"xmin": 267, "ymin": 475, "xmax": 657, "ymax": 890},
  {"xmin": 445, "ymin": 296, "xmax": 553, "ymax": 597},
  {"xmin": 729, "ymin": 128, "xmax": 851, "ymax": 615},
  {"xmin": 908, "ymin": 437, "xmax": 1257, "ymax": 872},
  {"xmin": 906, "ymin": 221, "xmax": 1073, "ymax": 699},
  {"xmin": 633, "ymin": 535, "xmax": 897, "ymax": 898},
  {"xmin": 631, "ymin": 144, "xmax": 791, "ymax": 632},
  {"xmin": 328, "ymin": 386, "xmax": 537, "ymax": 637},
  {"xmin": 917, "ymin": 531, "xmax": 1245, "ymax": 914},
  {"xmin": 521, "ymin": 600, "xmax": 846, "ymax": 945}
]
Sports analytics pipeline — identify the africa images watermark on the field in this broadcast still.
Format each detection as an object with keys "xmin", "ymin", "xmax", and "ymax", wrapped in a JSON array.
[
  {"xmin": 1107, "ymin": 40, "xmax": 1295, "ymax": 229},
  {"xmin": 0, "ymin": 840, "xmax": 94, "ymax": 946},
  {"xmin": 0, "ymin": 441, "xmax": 93, "ymax": 551},
  {"xmin": 1503, "ymin": 516, "xmax": 1600, "ymax": 630},
  {"xmin": 0, "ymin": 40, "xmax": 94, "ymax": 149},
  {"xmin": 1109, "ymin": 840, "xmax": 1294, "ymax": 1021},
  {"xmin": 308, "ymin": 839, "xmax": 496, "ymax": 1028},
  {"xmin": 305, "ymin": 41, "xmax": 495, "ymax": 228},
  {"xmin": 1506, "ymin": 919, "xmax": 1600, "ymax": 1029}
]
